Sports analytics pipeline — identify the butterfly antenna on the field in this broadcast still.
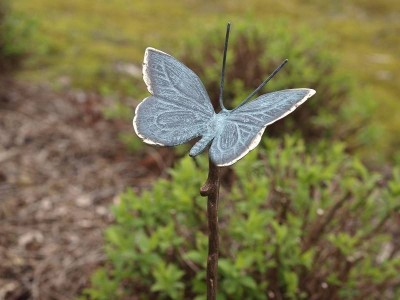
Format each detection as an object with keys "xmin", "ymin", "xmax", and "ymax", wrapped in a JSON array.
[
  {"xmin": 234, "ymin": 59, "xmax": 288, "ymax": 110},
  {"xmin": 219, "ymin": 22, "xmax": 231, "ymax": 111}
]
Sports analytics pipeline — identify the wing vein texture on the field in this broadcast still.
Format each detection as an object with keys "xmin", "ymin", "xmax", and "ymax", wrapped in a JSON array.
[{"xmin": 134, "ymin": 48, "xmax": 215, "ymax": 147}]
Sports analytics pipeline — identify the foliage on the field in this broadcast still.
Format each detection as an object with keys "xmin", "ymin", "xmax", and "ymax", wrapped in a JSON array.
[
  {"xmin": 83, "ymin": 136, "xmax": 400, "ymax": 299},
  {"xmin": 0, "ymin": 1, "xmax": 34, "ymax": 73},
  {"xmin": 180, "ymin": 20, "xmax": 378, "ymax": 152}
]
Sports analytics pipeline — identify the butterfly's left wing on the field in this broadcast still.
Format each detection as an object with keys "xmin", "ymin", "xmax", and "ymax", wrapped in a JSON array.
[
  {"xmin": 133, "ymin": 48, "xmax": 215, "ymax": 146},
  {"xmin": 210, "ymin": 88, "xmax": 315, "ymax": 166}
]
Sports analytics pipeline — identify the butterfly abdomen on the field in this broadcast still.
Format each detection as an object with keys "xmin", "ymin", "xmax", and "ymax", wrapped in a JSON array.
[{"xmin": 189, "ymin": 133, "xmax": 215, "ymax": 157}]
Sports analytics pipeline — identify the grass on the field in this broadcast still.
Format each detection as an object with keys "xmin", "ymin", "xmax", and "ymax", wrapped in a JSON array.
[{"xmin": 11, "ymin": 0, "xmax": 400, "ymax": 160}]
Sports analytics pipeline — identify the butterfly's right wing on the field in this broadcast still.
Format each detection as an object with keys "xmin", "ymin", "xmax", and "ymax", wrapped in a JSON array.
[
  {"xmin": 210, "ymin": 89, "xmax": 315, "ymax": 166},
  {"xmin": 133, "ymin": 48, "xmax": 215, "ymax": 146}
]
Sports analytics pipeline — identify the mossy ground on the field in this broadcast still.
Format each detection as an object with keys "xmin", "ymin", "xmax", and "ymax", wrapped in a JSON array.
[{"xmin": 11, "ymin": 0, "xmax": 400, "ymax": 160}]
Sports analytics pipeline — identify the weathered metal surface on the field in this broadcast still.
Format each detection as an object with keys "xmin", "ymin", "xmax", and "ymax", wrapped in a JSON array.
[{"xmin": 133, "ymin": 47, "xmax": 315, "ymax": 166}]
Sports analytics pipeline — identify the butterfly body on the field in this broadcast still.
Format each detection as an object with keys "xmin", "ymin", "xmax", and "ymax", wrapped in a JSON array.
[
  {"xmin": 133, "ymin": 47, "xmax": 316, "ymax": 166},
  {"xmin": 189, "ymin": 110, "xmax": 234, "ymax": 157}
]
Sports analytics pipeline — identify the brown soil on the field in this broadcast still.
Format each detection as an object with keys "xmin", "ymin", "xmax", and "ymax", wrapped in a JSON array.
[{"xmin": 0, "ymin": 79, "xmax": 173, "ymax": 299}]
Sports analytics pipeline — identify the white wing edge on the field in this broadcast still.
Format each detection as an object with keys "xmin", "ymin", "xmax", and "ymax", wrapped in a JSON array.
[
  {"xmin": 139, "ymin": 47, "xmax": 172, "ymax": 146},
  {"xmin": 132, "ymin": 98, "xmax": 165, "ymax": 146},
  {"xmin": 142, "ymin": 47, "xmax": 172, "ymax": 95},
  {"xmin": 216, "ymin": 88, "xmax": 316, "ymax": 167},
  {"xmin": 264, "ymin": 88, "xmax": 316, "ymax": 126}
]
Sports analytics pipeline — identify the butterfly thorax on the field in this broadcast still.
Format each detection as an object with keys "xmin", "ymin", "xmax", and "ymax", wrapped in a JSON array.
[{"xmin": 189, "ymin": 111, "xmax": 230, "ymax": 157}]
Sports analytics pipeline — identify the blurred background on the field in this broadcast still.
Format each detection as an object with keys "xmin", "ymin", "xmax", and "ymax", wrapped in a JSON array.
[{"xmin": 1, "ymin": 0, "xmax": 399, "ymax": 299}]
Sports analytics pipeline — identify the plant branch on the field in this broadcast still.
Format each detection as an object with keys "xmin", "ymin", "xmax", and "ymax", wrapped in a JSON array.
[
  {"xmin": 200, "ymin": 157, "xmax": 221, "ymax": 300},
  {"xmin": 302, "ymin": 192, "xmax": 351, "ymax": 253}
]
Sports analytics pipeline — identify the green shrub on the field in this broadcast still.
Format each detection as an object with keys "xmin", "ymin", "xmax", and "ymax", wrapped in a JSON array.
[
  {"xmin": 0, "ymin": 1, "xmax": 34, "ymax": 73},
  {"xmin": 179, "ymin": 20, "xmax": 378, "ymax": 151},
  {"xmin": 84, "ymin": 136, "xmax": 400, "ymax": 299}
]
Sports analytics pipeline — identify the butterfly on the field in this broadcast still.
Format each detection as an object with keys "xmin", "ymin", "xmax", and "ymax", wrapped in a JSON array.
[{"xmin": 133, "ymin": 24, "xmax": 315, "ymax": 167}]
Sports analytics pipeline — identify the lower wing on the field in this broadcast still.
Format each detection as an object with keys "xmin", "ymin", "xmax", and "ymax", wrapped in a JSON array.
[{"xmin": 134, "ymin": 96, "xmax": 214, "ymax": 146}]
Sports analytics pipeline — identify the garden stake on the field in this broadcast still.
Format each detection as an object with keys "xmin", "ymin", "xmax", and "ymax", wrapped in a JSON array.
[
  {"xmin": 200, "ymin": 157, "xmax": 220, "ymax": 300},
  {"xmin": 133, "ymin": 22, "xmax": 315, "ymax": 299}
]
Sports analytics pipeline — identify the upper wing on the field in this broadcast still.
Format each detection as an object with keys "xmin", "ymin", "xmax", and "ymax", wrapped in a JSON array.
[
  {"xmin": 133, "ymin": 48, "xmax": 215, "ymax": 146},
  {"xmin": 210, "ymin": 88, "xmax": 315, "ymax": 166}
]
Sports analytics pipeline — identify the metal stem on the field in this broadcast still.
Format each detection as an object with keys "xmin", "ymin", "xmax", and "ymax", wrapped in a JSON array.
[{"xmin": 200, "ymin": 157, "xmax": 221, "ymax": 300}]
